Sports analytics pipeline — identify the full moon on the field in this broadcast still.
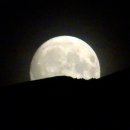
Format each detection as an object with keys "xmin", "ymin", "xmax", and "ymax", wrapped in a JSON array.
[{"xmin": 30, "ymin": 36, "xmax": 100, "ymax": 80}]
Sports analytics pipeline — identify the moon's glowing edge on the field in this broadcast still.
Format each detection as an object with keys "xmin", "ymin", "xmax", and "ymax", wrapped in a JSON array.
[{"xmin": 30, "ymin": 36, "xmax": 100, "ymax": 80}]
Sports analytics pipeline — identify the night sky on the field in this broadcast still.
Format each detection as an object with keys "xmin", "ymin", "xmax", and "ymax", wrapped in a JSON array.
[{"xmin": 0, "ymin": 1, "xmax": 130, "ymax": 86}]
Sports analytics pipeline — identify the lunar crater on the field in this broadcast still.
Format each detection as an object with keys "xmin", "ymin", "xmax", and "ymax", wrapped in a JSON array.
[{"xmin": 90, "ymin": 55, "xmax": 95, "ymax": 63}]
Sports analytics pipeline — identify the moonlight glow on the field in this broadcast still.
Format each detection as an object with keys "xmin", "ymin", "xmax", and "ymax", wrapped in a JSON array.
[{"xmin": 30, "ymin": 36, "xmax": 100, "ymax": 80}]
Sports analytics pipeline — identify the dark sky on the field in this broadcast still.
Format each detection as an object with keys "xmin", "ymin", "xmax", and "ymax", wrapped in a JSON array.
[{"xmin": 0, "ymin": 1, "xmax": 130, "ymax": 86}]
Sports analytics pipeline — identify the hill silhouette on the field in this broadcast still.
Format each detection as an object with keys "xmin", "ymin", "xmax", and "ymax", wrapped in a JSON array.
[
  {"xmin": 2, "ymin": 67, "xmax": 130, "ymax": 96},
  {"xmin": 0, "ymin": 68, "xmax": 130, "ymax": 129}
]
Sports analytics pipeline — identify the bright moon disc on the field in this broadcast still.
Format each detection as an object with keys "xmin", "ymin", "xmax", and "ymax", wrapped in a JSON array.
[{"xmin": 30, "ymin": 36, "xmax": 100, "ymax": 80}]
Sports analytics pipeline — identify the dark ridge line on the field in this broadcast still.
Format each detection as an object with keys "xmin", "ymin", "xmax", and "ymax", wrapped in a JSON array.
[{"xmin": 0, "ymin": 67, "xmax": 130, "ymax": 89}]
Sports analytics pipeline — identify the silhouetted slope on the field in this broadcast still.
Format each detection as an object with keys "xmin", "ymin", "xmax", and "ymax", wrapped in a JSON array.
[
  {"xmin": 2, "ymin": 67, "xmax": 130, "ymax": 95},
  {"xmin": 0, "ymin": 68, "xmax": 130, "ymax": 129}
]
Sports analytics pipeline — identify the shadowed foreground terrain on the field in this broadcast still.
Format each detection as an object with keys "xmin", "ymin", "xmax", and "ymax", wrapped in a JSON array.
[{"xmin": 0, "ymin": 68, "xmax": 130, "ymax": 129}]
